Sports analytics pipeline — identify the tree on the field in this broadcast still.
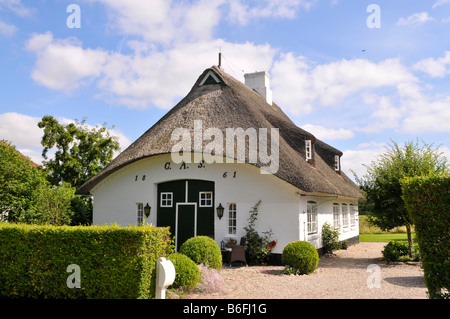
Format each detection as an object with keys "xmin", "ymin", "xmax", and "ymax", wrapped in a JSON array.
[
  {"xmin": 0, "ymin": 140, "xmax": 74, "ymax": 225},
  {"xmin": 38, "ymin": 116, "xmax": 120, "ymax": 188},
  {"xmin": 355, "ymin": 140, "xmax": 448, "ymax": 257},
  {"xmin": 38, "ymin": 116, "xmax": 120, "ymax": 225}
]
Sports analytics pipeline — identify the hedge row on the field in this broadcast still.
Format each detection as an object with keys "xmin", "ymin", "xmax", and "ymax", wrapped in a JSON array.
[
  {"xmin": 401, "ymin": 172, "xmax": 450, "ymax": 299},
  {"xmin": 0, "ymin": 223, "xmax": 173, "ymax": 298}
]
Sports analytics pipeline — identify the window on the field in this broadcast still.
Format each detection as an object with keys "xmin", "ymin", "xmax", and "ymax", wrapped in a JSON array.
[
  {"xmin": 342, "ymin": 203, "xmax": 348, "ymax": 228},
  {"xmin": 334, "ymin": 155, "xmax": 340, "ymax": 171},
  {"xmin": 350, "ymin": 204, "xmax": 357, "ymax": 227},
  {"xmin": 199, "ymin": 191, "xmax": 213, "ymax": 207},
  {"xmin": 228, "ymin": 203, "xmax": 237, "ymax": 234},
  {"xmin": 307, "ymin": 201, "xmax": 318, "ymax": 234},
  {"xmin": 160, "ymin": 192, "xmax": 173, "ymax": 207},
  {"xmin": 333, "ymin": 203, "xmax": 340, "ymax": 228},
  {"xmin": 305, "ymin": 140, "xmax": 312, "ymax": 160},
  {"xmin": 137, "ymin": 203, "xmax": 144, "ymax": 226}
]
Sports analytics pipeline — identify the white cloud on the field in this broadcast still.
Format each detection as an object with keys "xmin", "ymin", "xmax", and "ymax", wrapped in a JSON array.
[
  {"xmin": 26, "ymin": 32, "xmax": 108, "ymax": 91},
  {"xmin": 356, "ymin": 95, "xmax": 404, "ymax": 133},
  {"xmin": 0, "ymin": 19, "xmax": 16, "ymax": 36},
  {"xmin": 433, "ymin": 0, "xmax": 450, "ymax": 9},
  {"xmin": 413, "ymin": 51, "xmax": 450, "ymax": 78},
  {"xmin": 26, "ymin": 31, "xmax": 276, "ymax": 109},
  {"xmin": 300, "ymin": 124, "xmax": 354, "ymax": 140},
  {"xmin": 397, "ymin": 12, "xmax": 433, "ymax": 26},
  {"xmin": 0, "ymin": 0, "xmax": 34, "ymax": 17},
  {"xmin": 227, "ymin": 0, "xmax": 315, "ymax": 25},
  {"xmin": 271, "ymin": 53, "xmax": 416, "ymax": 116},
  {"xmin": 341, "ymin": 143, "xmax": 386, "ymax": 181},
  {"xmin": 94, "ymin": 0, "xmax": 225, "ymax": 46},
  {"xmin": 0, "ymin": 112, "xmax": 43, "ymax": 148}
]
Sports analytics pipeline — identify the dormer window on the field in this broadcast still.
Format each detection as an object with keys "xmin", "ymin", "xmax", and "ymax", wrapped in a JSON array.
[
  {"xmin": 305, "ymin": 140, "xmax": 312, "ymax": 161},
  {"xmin": 334, "ymin": 155, "xmax": 340, "ymax": 171}
]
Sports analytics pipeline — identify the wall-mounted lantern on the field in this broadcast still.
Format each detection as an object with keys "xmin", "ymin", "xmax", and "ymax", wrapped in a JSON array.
[
  {"xmin": 216, "ymin": 203, "xmax": 224, "ymax": 219},
  {"xmin": 144, "ymin": 203, "xmax": 151, "ymax": 218}
]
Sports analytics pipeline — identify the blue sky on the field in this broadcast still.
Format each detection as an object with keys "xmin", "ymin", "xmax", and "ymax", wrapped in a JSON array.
[{"xmin": 1, "ymin": 0, "xmax": 449, "ymax": 180}]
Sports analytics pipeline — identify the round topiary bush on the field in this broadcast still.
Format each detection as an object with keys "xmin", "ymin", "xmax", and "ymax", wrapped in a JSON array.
[
  {"xmin": 179, "ymin": 236, "xmax": 222, "ymax": 270},
  {"xmin": 281, "ymin": 241, "xmax": 319, "ymax": 275},
  {"xmin": 167, "ymin": 253, "xmax": 200, "ymax": 290}
]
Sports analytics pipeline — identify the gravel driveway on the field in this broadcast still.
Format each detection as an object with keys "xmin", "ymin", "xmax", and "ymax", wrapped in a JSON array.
[{"xmin": 188, "ymin": 242, "xmax": 428, "ymax": 299}]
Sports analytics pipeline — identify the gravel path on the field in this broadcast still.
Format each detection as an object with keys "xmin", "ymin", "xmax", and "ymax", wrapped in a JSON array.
[{"xmin": 188, "ymin": 242, "xmax": 428, "ymax": 299}]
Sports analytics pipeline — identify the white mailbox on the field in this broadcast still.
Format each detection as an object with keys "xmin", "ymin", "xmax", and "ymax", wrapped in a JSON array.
[{"xmin": 155, "ymin": 257, "xmax": 176, "ymax": 299}]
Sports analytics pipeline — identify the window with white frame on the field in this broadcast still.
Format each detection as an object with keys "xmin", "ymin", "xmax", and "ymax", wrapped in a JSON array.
[
  {"xmin": 350, "ymin": 204, "xmax": 356, "ymax": 226},
  {"xmin": 137, "ymin": 203, "xmax": 144, "ymax": 226},
  {"xmin": 307, "ymin": 201, "xmax": 318, "ymax": 234},
  {"xmin": 199, "ymin": 191, "xmax": 213, "ymax": 207},
  {"xmin": 305, "ymin": 140, "xmax": 312, "ymax": 160},
  {"xmin": 334, "ymin": 155, "xmax": 340, "ymax": 171},
  {"xmin": 342, "ymin": 203, "xmax": 348, "ymax": 228},
  {"xmin": 333, "ymin": 203, "xmax": 340, "ymax": 228},
  {"xmin": 160, "ymin": 192, "xmax": 173, "ymax": 207},
  {"xmin": 228, "ymin": 203, "xmax": 237, "ymax": 234}
]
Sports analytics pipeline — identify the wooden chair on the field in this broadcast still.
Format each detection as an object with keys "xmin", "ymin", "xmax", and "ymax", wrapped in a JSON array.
[{"xmin": 230, "ymin": 237, "xmax": 247, "ymax": 266}]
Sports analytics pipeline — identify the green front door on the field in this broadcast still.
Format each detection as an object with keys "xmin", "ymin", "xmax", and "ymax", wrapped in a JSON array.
[
  {"xmin": 157, "ymin": 179, "xmax": 214, "ymax": 251},
  {"xmin": 176, "ymin": 203, "xmax": 196, "ymax": 250}
]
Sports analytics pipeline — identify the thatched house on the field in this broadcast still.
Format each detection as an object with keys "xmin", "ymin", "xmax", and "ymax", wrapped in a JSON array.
[{"xmin": 77, "ymin": 65, "xmax": 362, "ymax": 258}]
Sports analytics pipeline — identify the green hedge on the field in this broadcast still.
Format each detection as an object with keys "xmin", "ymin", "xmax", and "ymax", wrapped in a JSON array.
[
  {"xmin": 0, "ymin": 223, "xmax": 173, "ymax": 298},
  {"xmin": 401, "ymin": 172, "xmax": 450, "ymax": 299}
]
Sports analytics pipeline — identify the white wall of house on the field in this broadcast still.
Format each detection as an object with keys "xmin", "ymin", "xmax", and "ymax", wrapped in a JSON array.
[{"xmin": 91, "ymin": 154, "xmax": 358, "ymax": 254}]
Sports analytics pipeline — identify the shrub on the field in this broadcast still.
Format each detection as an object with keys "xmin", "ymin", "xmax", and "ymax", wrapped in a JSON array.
[
  {"xmin": 281, "ymin": 241, "xmax": 319, "ymax": 275},
  {"xmin": 382, "ymin": 241, "xmax": 410, "ymax": 262},
  {"xmin": 0, "ymin": 223, "xmax": 173, "ymax": 298},
  {"xmin": 321, "ymin": 222, "xmax": 340, "ymax": 254},
  {"xmin": 195, "ymin": 264, "xmax": 224, "ymax": 293},
  {"xmin": 167, "ymin": 253, "xmax": 200, "ymax": 291},
  {"xmin": 179, "ymin": 236, "xmax": 222, "ymax": 270},
  {"xmin": 401, "ymin": 172, "xmax": 450, "ymax": 299}
]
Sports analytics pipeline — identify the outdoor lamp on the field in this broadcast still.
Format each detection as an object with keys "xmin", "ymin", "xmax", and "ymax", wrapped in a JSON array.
[
  {"xmin": 144, "ymin": 203, "xmax": 151, "ymax": 218},
  {"xmin": 216, "ymin": 203, "xmax": 224, "ymax": 219}
]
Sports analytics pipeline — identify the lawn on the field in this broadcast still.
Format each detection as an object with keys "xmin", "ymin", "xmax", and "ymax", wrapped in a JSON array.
[
  {"xmin": 358, "ymin": 215, "xmax": 412, "ymax": 242},
  {"xmin": 359, "ymin": 233, "xmax": 409, "ymax": 242}
]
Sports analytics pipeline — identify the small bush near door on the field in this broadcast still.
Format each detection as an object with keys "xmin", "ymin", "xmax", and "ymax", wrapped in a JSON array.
[
  {"xmin": 167, "ymin": 253, "xmax": 200, "ymax": 291},
  {"xmin": 179, "ymin": 236, "xmax": 222, "ymax": 270},
  {"xmin": 281, "ymin": 241, "xmax": 319, "ymax": 275}
]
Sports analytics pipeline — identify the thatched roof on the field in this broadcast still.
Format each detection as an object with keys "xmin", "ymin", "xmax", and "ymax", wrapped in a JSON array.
[{"xmin": 76, "ymin": 66, "xmax": 362, "ymax": 198}]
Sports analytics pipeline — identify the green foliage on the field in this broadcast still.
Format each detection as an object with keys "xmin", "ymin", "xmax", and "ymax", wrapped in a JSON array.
[
  {"xmin": 38, "ymin": 116, "xmax": 120, "ymax": 225},
  {"xmin": 179, "ymin": 236, "xmax": 222, "ymax": 270},
  {"xmin": 0, "ymin": 223, "xmax": 173, "ymax": 298},
  {"xmin": 168, "ymin": 253, "xmax": 200, "ymax": 291},
  {"xmin": 382, "ymin": 241, "xmax": 410, "ymax": 262},
  {"xmin": 38, "ymin": 115, "xmax": 120, "ymax": 189},
  {"xmin": 321, "ymin": 222, "xmax": 341, "ymax": 254},
  {"xmin": 0, "ymin": 140, "xmax": 75, "ymax": 225},
  {"xmin": 401, "ymin": 172, "xmax": 450, "ymax": 299},
  {"xmin": 243, "ymin": 200, "xmax": 276, "ymax": 264},
  {"xmin": 281, "ymin": 241, "xmax": 319, "ymax": 275},
  {"xmin": 355, "ymin": 139, "xmax": 447, "ymax": 257}
]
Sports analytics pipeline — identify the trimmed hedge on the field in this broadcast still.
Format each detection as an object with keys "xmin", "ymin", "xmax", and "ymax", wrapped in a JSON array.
[
  {"xmin": 0, "ymin": 223, "xmax": 173, "ymax": 298},
  {"xmin": 281, "ymin": 241, "xmax": 319, "ymax": 275},
  {"xmin": 179, "ymin": 236, "xmax": 222, "ymax": 270},
  {"xmin": 167, "ymin": 253, "xmax": 200, "ymax": 290},
  {"xmin": 401, "ymin": 173, "xmax": 450, "ymax": 299}
]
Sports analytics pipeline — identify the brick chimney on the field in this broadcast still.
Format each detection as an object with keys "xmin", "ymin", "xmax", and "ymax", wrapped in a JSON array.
[{"xmin": 244, "ymin": 71, "xmax": 273, "ymax": 105}]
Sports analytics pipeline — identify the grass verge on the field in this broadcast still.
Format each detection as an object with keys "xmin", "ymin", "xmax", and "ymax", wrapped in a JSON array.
[{"xmin": 359, "ymin": 233, "xmax": 409, "ymax": 242}]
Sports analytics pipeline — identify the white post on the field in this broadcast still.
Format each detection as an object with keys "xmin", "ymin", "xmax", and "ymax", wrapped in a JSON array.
[{"xmin": 155, "ymin": 257, "xmax": 176, "ymax": 299}]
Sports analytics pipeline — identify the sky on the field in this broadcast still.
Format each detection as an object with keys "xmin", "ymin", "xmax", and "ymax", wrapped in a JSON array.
[{"xmin": 1, "ymin": 0, "xmax": 450, "ymax": 181}]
